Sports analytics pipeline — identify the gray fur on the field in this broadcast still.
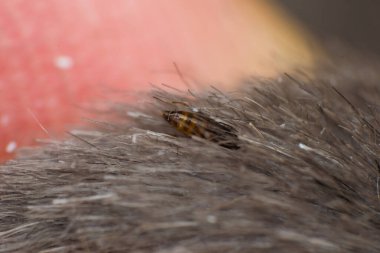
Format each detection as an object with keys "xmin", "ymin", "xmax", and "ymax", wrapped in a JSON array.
[{"xmin": 1, "ymin": 57, "xmax": 380, "ymax": 252}]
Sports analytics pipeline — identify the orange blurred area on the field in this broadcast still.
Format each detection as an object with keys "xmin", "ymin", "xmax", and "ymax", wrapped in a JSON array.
[{"xmin": 0, "ymin": 0, "xmax": 318, "ymax": 162}]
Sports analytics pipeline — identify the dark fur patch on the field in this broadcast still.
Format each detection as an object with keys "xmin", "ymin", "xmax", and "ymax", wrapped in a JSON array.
[{"xmin": 1, "ymin": 54, "xmax": 380, "ymax": 252}]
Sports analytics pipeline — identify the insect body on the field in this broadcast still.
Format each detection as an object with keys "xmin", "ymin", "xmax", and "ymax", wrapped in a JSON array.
[{"xmin": 163, "ymin": 111, "xmax": 239, "ymax": 149}]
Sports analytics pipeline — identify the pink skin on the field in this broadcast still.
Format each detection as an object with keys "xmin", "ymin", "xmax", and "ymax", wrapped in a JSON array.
[{"xmin": 0, "ymin": 0, "xmax": 313, "ymax": 161}]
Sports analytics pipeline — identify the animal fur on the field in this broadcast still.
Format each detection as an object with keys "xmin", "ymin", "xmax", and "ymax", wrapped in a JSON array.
[{"xmin": 1, "ymin": 50, "xmax": 380, "ymax": 252}]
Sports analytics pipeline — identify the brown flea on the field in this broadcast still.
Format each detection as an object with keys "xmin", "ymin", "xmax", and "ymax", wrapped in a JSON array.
[{"xmin": 163, "ymin": 110, "xmax": 240, "ymax": 149}]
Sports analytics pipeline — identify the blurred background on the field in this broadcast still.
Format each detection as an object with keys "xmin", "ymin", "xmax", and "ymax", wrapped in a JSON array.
[{"xmin": 279, "ymin": 0, "xmax": 380, "ymax": 56}]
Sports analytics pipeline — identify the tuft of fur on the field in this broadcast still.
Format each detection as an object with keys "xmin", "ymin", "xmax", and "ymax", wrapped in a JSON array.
[{"xmin": 1, "ymin": 55, "xmax": 380, "ymax": 252}]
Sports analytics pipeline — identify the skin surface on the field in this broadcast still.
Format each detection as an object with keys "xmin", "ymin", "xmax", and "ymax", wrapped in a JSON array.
[{"xmin": 0, "ymin": 0, "xmax": 316, "ymax": 162}]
